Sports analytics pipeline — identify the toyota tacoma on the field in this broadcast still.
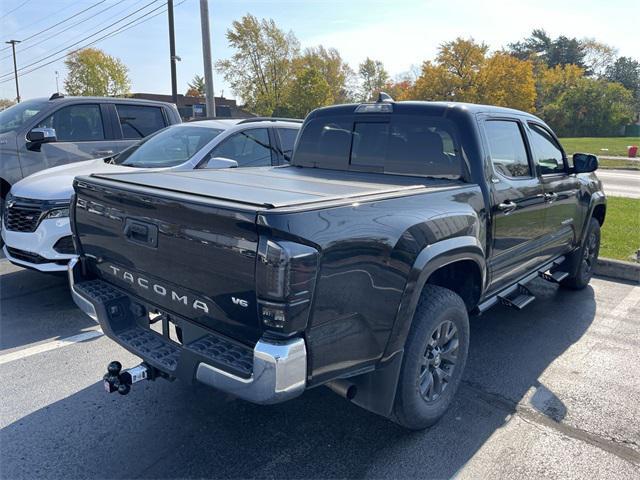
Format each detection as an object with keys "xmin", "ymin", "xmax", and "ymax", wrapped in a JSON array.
[{"xmin": 68, "ymin": 97, "xmax": 605, "ymax": 429}]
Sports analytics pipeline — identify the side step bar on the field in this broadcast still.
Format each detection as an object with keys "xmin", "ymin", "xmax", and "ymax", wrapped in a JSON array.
[
  {"xmin": 497, "ymin": 284, "xmax": 535, "ymax": 310},
  {"xmin": 539, "ymin": 259, "xmax": 569, "ymax": 283},
  {"xmin": 477, "ymin": 256, "xmax": 566, "ymax": 313}
]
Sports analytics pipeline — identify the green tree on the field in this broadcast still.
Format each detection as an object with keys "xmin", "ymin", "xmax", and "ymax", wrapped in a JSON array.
[
  {"xmin": 63, "ymin": 48, "xmax": 130, "ymax": 96},
  {"xmin": 606, "ymin": 56, "xmax": 640, "ymax": 112},
  {"xmin": 358, "ymin": 57, "xmax": 389, "ymax": 101},
  {"xmin": 187, "ymin": 74, "xmax": 206, "ymax": 96},
  {"xmin": 296, "ymin": 46, "xmax": 355, "ymax": 103},
  {"xmin": 508, "ymin": 29, "xmax": 586, "ymax": 69},
  {"xmin": 536, "ymin": 64, "xmax": 584, "ymax": 112},
  {"xmin": 216, "ymin": 14, "xmax": 300, "ymax": 115},
  {"xmin": 542, "ymin": 78, "xmax": 634, "ymax": 136},
  {"xmin": 280, "ymin": 67, "xmax": 332, "ymax": 118}
]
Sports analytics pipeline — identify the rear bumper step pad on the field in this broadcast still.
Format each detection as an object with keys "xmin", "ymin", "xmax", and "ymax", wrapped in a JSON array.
[{"xmin": 68, "ymin": 258, "xmax": 306, "ymax": 404}]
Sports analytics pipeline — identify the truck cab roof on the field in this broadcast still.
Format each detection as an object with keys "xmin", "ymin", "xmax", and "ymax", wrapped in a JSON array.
[{"xmin": 309, "ymin": 100, "xmax": 544, "ymax": 122}]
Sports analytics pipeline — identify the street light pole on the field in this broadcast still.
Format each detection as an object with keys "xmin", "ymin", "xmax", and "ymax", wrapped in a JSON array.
[
  {"xmin": 167, "ymin": 0, "xmax": 178, "ymax": 105},
  {"xmin": 199, "ymin": 0, "xmax": 215, "ymax": 117},
  {"xmin": 5, "ymin": 40, "xmax": 21, "ymax": 103}
]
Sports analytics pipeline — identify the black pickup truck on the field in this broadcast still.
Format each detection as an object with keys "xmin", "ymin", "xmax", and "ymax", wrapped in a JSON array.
[{"xmin": 68, "ymin": 98, "xmax": 605, "ymax": 429}]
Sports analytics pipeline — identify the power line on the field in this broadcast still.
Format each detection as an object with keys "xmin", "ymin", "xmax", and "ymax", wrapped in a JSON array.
[
  {"xmin": 0, "ymin": 0, "xmax": 138, "ymax": 63},
  {"xmin": 1, "ymin": 2, "xmax": 79, "ymax": 41},
  {"xmin": 0, "ymin": 0, "xmax": 162, "ymax": 80},
  {"xmin": 0, "ymin": 1, "xmax": 29, "ymax": 21},
  {"xmin": 0, "ymin": 0, "xmax": 188, "ymax": 85},
  {"xmin": 0, "ymin": 1, "xmax": 107, "ymax": 53}
]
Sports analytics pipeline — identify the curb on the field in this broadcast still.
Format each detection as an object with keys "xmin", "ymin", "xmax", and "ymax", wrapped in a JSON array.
[{"xmin": 594, "ymin": 258, "xmax": 640, "ymax": 284}]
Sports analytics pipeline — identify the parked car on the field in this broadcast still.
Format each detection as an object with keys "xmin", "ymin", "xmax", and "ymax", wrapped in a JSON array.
[
  {"xmin": 68, "ymin": 97, "xmax": 604, "ymax": 430},
  {"xmin": 0, "ymin": 94, "xmax": 181, "ymax": 236},
  {"xmin": 2, "ymin": 117, "xmax": 301, "ymax": 272}
]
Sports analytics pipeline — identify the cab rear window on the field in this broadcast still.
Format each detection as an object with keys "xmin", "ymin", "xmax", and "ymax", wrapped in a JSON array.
[{"xmin": 293, "ymin": 115, "xmax": 463, "ymax": 179}]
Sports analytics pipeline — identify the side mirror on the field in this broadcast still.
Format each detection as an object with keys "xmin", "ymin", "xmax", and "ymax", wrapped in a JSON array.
[
  {"xmin": 27, "ymin": 128, "xmax": 57, "ymax": 151},
  {"xmin": 28, "ymin": 127, "xmax": 57, "ymax": 143},
  {"xmin": 573, "ymin": 153, "xmax": 598, "ymax": 173},
  {"xmin": 205, "ymin": 156, "xmax": 239, "ymax": 169}
]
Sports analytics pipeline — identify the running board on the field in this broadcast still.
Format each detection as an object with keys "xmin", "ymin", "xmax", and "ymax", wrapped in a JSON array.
[
  {"xmin": 539, "ymin": 269, "xmax": 569, "ymax": 283},
  {"xmin": 476, "ymin": 256, "xmax": 566, "ymax": 313},
  {"xmin": 497, "ymin": 284, "xmax": 535, "ymax": 310},
  {"xmin": 538, "ymin": 259, "xmax": 569, "ymax": 283}
]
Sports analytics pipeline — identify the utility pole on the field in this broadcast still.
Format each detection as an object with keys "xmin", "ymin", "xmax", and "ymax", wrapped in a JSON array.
[
  {"xmin": 167, "ymin": 0, "xmax": 178, "ymax": 105},
  {"xmin": 5, "ymin": 40, "xmax": 21, "ymax": 103},
  {"xmin": 199, "ymin": 0, "xmax": 215, "ymax": 117}
]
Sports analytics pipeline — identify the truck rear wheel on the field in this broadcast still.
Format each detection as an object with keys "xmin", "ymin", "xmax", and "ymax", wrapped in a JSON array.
[
  {"xmin": 392, "ymin": 285, "xmax": 469, "ymax": 430},
  {"xmin": 561, "ymin": 217, "xmax": 600, "ymax": 290}
]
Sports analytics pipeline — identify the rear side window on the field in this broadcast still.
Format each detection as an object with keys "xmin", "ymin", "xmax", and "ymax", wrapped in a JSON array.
[
  {"xmin": 209, "ymin": 128, "xmax": 273, "ymax": 167},
  {"xmin": 528, "ymin": 123, "xmax": 565, "ymax": 175},
  {"xmin": 277, "ymin": 128, "xmax": 299, "ymax": 162},
  {"xmin": 36, "ymin": 104, "xmax": 104, "ymax": 142},
  {"xmin": 294, "ymin": 119, "xmax": 352, "ymax": 169},
  {"xmin": 116, "ymin": 104, "xmax": 166, "ymax": 139},
  {"xmin": 484, "ymin": 120, "xmax": 531, "ymax": 178},
  {"xmin": 294, "ymin": 115, "xmax": 463, "ymax": 178}
]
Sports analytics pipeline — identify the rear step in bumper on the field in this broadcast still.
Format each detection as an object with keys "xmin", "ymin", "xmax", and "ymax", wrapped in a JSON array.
[{"xmin": 68, "ymin": 258, "xmax": 307, "ymax": 404}]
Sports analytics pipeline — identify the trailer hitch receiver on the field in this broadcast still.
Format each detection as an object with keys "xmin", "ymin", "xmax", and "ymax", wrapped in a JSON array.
[{"xmin": 103, "ymin": 361, "xmax": 153, "ymax": 395}]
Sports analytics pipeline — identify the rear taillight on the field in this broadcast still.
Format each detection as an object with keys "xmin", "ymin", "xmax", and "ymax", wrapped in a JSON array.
[{"xmin": 256, "ymin": 237, "xmax": 318, "ymax": 334}]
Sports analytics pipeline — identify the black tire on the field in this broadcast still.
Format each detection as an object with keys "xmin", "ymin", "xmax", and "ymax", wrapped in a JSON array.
[
  {"xmin": 561, "ymin": 218, "xmax": 600, "ymax": 290},
  {"xmin": 392, "ymin": 284, "xmax": 470, "ymax": 430}
]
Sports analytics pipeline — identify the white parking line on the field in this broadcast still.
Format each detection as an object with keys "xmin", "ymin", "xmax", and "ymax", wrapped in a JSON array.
[{"xmin": 0, "ymin": 329, "xmax": 103, "ymax": 366}]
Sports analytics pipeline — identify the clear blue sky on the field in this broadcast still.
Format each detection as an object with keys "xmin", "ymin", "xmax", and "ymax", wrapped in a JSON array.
[{"xmin": 0, "ymin": 0, "xmax": 638, "ymax": 102}]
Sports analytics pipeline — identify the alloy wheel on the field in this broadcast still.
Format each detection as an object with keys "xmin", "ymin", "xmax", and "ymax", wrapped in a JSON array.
[{"xmin": 418, "ymin": 320, "xmax": 459, "ymax": 403}]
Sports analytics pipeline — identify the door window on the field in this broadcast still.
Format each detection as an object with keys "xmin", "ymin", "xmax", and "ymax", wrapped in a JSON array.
[
  {"xmin": 36, "ymin": 104, "xmax": 104, "ymax": 142},
  {"xmin": 485, "ymin": 120, "xmax": 531, "ymax": 178},
  {"xmin": 116, "ymin": 104, "xmax": 166, "ymax": 139},
  {"xmin": 277, "ymin": 128, "xmax": 299, "ymax": 162},
  {"xmin": 209, "ymin": 128, "xmax": 273, "ymax": 167},
  {"xmin": 528, "ymin": 123, "xmax": 566, "ymax": 175}
]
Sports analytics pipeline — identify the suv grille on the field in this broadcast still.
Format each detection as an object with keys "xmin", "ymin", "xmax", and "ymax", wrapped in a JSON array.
[{"xmin": 4, "ymin": 198, "xmax": 46, "ymax": 232}]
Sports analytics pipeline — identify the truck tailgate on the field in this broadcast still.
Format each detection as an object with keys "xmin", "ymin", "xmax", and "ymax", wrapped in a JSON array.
[{"xmin": 73, "ymin": 177, "xmax": 262, "ymax": 344}]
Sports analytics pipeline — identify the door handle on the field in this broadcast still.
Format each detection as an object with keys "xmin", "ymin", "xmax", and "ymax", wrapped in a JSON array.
[
  {"xmin": 497, "ymin": 201, "xmax": 517, "ymax": 214},
  {"xmin": 544, "ymin": 192, "xmax": 558, "ymax": 203},
  {"xmin": 92, "ymin": 149, "xmax": 114, "ymax": 156}
]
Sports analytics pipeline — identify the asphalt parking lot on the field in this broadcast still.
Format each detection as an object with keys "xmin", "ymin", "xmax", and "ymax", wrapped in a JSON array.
[{"xmin": 1, "ymin": 257, "xmax": 639, "ymax": 479}]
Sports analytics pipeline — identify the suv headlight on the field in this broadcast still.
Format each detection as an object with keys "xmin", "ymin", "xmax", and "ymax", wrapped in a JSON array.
[{"xmin": 45, "ymin": 207, "xmax": 70, "ymax": 219}]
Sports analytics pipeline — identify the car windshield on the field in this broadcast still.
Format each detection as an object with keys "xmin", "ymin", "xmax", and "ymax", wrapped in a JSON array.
[
  {"xmin": 113, "ymin": 125, "xmax": 223, "ymax": 168},
  {"xmin": 0, "ymin": 100, "xmax": 48, "ymax": 134}
]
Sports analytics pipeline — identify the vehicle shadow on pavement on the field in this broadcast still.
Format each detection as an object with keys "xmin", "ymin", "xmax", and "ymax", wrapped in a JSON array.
[
  {"xmin": 0, "ymin": 267, "xmax": 97, "ymax": 351},
  {"xmin": 0, "ymin": 279, "xmax": 596, "ymax": 479}
]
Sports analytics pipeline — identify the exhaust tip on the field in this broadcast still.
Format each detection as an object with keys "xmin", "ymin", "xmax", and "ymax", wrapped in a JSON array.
[{"xmin": 327, "ymin": 380, "xmax": 358, "ymax": 400}]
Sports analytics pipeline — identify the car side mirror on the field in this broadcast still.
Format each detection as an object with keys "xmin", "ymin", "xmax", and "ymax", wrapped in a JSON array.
[
  {"xmin": 27, "ymin": 127, "xmax": 57, "ymax": 151},
  {"xmin": 205, "ymin": 156, "xmax": 238, "ymax": 169},
  {"xmin": 573, "ymin": 153, "xmax": 598, "ymax": 173}
]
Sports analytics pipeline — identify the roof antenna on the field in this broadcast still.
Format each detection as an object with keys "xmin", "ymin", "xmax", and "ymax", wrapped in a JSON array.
[{"xmin": 377, "ymin": 91, "xmax": 394, "ymax": 103}]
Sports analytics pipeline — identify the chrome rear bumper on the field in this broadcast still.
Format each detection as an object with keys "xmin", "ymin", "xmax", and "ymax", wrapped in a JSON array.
[{"xmin": 68, "ymin": 257, "xmax": 307, "ymax": 404}]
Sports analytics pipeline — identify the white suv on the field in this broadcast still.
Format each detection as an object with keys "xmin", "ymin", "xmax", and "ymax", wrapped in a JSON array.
[{"xmin": 1, "ymin": 118, "xmax": 301, "ymax": 272}]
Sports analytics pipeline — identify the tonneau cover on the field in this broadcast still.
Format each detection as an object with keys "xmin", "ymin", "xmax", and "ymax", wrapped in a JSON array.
[{"xmin": 90, "ymin": 166, "xmax": 457, "ymax": 209}]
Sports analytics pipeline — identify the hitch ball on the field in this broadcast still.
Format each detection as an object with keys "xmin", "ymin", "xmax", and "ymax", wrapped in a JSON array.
[{"xmin": 103, "ymin": 361, "xmax": 151, "ymax": 395}]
